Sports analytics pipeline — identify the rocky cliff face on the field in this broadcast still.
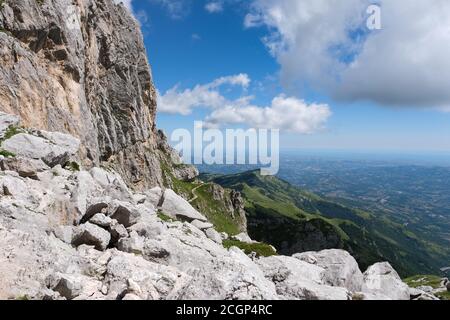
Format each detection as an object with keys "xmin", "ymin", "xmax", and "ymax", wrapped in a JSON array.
[{"xmin": 0, "ymin": 0, "xmax": 164, "ymax": 189}]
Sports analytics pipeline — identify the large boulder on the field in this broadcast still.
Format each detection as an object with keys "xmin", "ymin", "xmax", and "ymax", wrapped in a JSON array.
[
  {"xmin": 117, "ymin": 232, "xmax": 145, "ymax": 255},
  {"xmin": 70, "ymin": 171, "xmax": 106, "ymax": 223},
  {"xmin": 293, "ymin": 249, "xmax": 364, "ymax": 292},
  {"xmin": 109, "ymin": 201, "xmax": 142, "ymax": 228},
  {"xmin": 2, "ymin": 132, "xmax": 80, "ymax": 167},
  {"xmin": 205, "ymin": 228, "xmax": 222, "ymax": 244},
  {"xmin": 160, "ymin": 189, "xmax": 207, "ymax": 222},
  {"xmin": 48, "ymin": 273, "xmax": 104, "ymax": 300},
  {"xmin": 362, "ymin": 262, "xmax": 410, "ymax": 300},
  {"xmin": 0, "ymin": 156, "xmax": 49, "ymax": 179},
  {"xmin": 72, "ymin": 222, "xmax": 111, "ymax": 251},
  {"xmin": 104, "ymin": 252, "xmax": 192, "ymax": 300},
  {"xmin": 256, "ymin": 255, "xmax": 350, "ymax": 300},
  {"xmin": 144, "ymin": 187, "xmax": 164, "ymax": 208}
]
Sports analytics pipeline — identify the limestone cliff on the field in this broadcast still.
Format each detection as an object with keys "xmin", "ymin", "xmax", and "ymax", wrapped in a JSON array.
[{"xmin": 0, "ymin": 0, "xmax": 165, "ymax": 189}]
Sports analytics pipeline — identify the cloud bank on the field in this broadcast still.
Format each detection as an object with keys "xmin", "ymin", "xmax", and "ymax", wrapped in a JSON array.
[
  {"xmin": 158, "ymin": 75, "xmax": 331, "ymax": 133},
  {"xmin": 245, "ymin": 0, "xmax": 450, "ymax": 108}
]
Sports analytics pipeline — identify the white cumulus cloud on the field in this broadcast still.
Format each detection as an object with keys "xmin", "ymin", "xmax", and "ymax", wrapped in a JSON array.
[
  {"xmin": 245, "ymin": 0, "xmax": 450, "ymax": 109},
  {"xmin": 205, "ymin": 2, "xmax": 224, "ymax": 13},
  {"xmin": 158, "ymin": 74, "xmax": 251, "ymax": 115},
  {"xmin": 205, "ymin": 96, "xmax": 331, "ymax": 133},
  {"xmin": 158, "ymin": 75, "xmax": 331, "ymax": 133}
]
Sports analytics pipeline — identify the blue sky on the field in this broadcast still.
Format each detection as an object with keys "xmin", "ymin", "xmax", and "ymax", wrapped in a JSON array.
[{"xmin": 125, "ymin": 0, "xmax": 450, "ymax": 153}]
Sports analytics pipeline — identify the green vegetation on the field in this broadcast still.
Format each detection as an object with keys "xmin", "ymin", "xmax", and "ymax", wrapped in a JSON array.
[
  {"xmin": 208, "ymin": 170, "xmax": 445, "ymax": 277},
  {"xmin": 64, "ymin": 161, "xmax": 80, "ymax": 172},
  {"xmin": 223, "ymin": 239, "xmax": 277, "ymax": 257},
  {"xmin": 159, "ymin": 158, "xmax": 244, "ymax": 236},
  {"xmin": 404, "ymin": 275, "xmax": 443, "ymax": 289},
  {"xmin": 0, "ymin": 149, "xmax": 15, "ymax": 158},
  {"xmin": 435, "ymin": 291, "xmax": 450, "ymax": 300},
  {"xmin": 191, "ymin": 184, "xmax": 244, "ymax": 236},
  {"xmin": 157, "ymin": 211, "xmax": 175, "ymax": 223},
  {"xmin": 0, "ymin": 125, "xmax": 21, "ymax": 143}
]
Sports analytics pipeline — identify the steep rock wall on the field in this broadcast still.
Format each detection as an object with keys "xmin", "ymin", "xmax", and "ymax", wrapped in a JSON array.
[{"xmin": 0, "ymin": 0, "xmax": 163, "ymax": 189}]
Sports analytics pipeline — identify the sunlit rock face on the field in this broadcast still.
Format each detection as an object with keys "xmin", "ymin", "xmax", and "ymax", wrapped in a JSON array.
[{"xmin": 0, "ymin": 0, "xmax": 163, "ymax": 189}]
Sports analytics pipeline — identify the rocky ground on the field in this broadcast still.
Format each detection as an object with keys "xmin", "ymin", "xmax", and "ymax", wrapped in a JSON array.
[{"xmin": 0, "ymin": 112, "xmax": 446, "ymax": 301}]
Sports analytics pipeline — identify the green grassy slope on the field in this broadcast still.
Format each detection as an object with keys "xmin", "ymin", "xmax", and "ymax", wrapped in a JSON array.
[{"xmin": 204, "ymin": 170, "xmax": 446, "ymax": 277}]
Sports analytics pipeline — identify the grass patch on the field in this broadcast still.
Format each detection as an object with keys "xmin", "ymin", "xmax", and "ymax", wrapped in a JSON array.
[
  {"xmin": 192, "ymin": 185, "xmax": 244, "ymax": 236},
  {"xmin": 0, "ymin": 126, "xmax": 21, "ymax": 143},
  {"xmin": 64, "ymin": 161, "xmax": 80, "ymax": 172},
  {"xmin": 15, "ymin": 295, "xmax": 29, "ymax": 301},
  {"xmin": 435, "ymin": 290, "xmax": 450, "ymax": 300},
  {"xmin": 403, "ymin": 275, "xmax": 443, "ymax": 289},
  {"xmin": 223, "ymin": 239, "xmax": 277, "ymax": 257},
  {"xmin": 157, "ymin": 211, "xmax": 175, "ymax": 223},
  {"xmin": 0, "ymin": 149, "xmax": 15, "ymax": 158}
]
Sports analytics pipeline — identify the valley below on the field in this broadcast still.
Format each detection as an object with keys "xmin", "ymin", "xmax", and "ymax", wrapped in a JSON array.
[{"xmin": 198, "ymin": 153, "xmax": 450, "ymax": 278}]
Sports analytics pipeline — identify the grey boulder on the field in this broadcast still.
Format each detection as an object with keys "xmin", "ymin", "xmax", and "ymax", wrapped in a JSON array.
[
  {"xmin": 2, "ymin": 132, "xmax": 80, "ymax": 167},
  {"xmin": 0, "ymin": 156, "xmax": 49, "ymax": 179},
  {"xmin": 205, "ymin": 228, "xmax": 222, "ymax": 244},
  {"xmin": 160, "ymin": 189, "xmax": 207, "ymax": 222},
  {"xmin": 362, "ymin": 262, "xmax": 410, "ymax": 300},
  {"xmin": 72, "ymin": 222, "xmax": 111, "ymax": 251},
  {"xmin": 293, "ymin": 249, "xmax": 364, "ymax": 292}
]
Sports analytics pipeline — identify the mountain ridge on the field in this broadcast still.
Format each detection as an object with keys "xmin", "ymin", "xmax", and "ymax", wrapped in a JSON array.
[{"xmin": 203, "ymin": 170, "xmax": 447, "ymax": 277}]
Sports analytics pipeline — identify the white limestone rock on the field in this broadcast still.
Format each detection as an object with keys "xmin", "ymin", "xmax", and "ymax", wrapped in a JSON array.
[
  {"xmin": 2, "ymin": 132, "xmax": 79, "ymax": 167},
  {"xmin": 160, "ymin": 189, "xmax": 207, "ymax": 222},
  {"xmin": 232, "ymin": 232, "xmax": 254, "ymax": 243},
  {"xmin": 191, "ymin": 219, "xmax": 214, "ymax": 230},
  {"xmin": 117, "ymin": 232, "xmax": 145, "ymax": 255},
  {"xmin": 0, "ymin": 156, "xmax": 49, "ymax": 179},
  {"xmin": 205, "ymin": 228, "xmax": 222, "ymax": 244},
  {"xmin": 257, "ymin": 255, "xmax": 350, "ymax": 300},
  {"xmin": 90, "ymin": 213, "xmax": 113, "ymax": 228},
  {"xmin": 72, "ymin": 222, "xmax": 111, "ymax": 251},
  {"xmin": 0, "ymin": 112, "xmax": 20, "ymax": 140},
  {"xmin": 362, "ymin": 262, "xmax": 410, "ymax": 300},
  {"xmin": 293, "ymin": 249, "xmax": 364, "ymax": 292}
]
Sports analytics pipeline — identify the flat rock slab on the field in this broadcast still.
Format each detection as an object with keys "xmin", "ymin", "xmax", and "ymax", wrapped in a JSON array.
[
  {"xmin": 161, "ymin": 189, "xmax": 207, "ymax": 222},
  {"xmin": 2, "ymin": 133, "xmax": 79, "ymax": 167}
]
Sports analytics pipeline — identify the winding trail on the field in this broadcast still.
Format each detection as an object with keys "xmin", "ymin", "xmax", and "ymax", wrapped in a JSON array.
[{"xmin": 189, "ymin": 182, "xmax": 212, "ymax": 203}]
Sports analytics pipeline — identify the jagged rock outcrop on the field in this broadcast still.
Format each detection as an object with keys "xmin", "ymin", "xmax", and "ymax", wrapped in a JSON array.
[
  {"xmin": 293, "ymin": 250, "xmax": 364, "ymax": 292},
  {"xmin": 362, "ymin": 262, "xmax": 411, "ymax": 300},
  {"xmin": 0, "ymin": 115, "xmax": 424, "ymax": 300},
  {"xmin": 0, "ymin": 0, "xmax": 190, "ymax": 190}
]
